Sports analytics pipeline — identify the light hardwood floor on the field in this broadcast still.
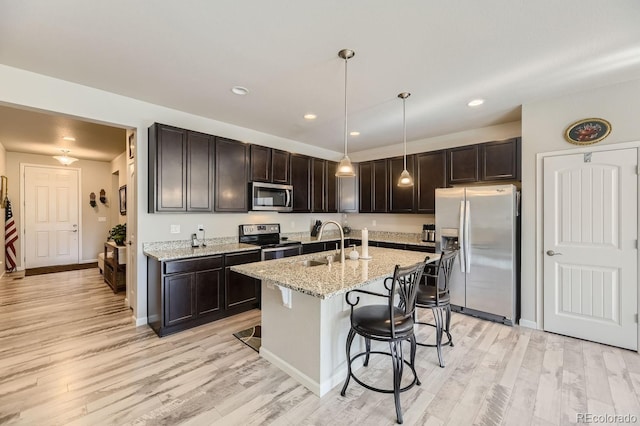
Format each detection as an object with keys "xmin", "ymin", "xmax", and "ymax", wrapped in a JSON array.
[{"xmin": 1, "ymin": 268, "xmax": 639, "ymax": 425}]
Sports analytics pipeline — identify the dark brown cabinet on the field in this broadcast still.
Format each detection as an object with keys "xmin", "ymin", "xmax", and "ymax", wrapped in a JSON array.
[
  {"xmin": 147, "ymin": 250, "xmax": 260, "ymax": 337},
  {"xmin": 310, "ymin": 159, "xmax": 338, "ymax": 213},
  {"xmin": 389, "ymin": 155, "xmax": 416, "ymax": 213},
  {"xmin": 215, "ymin": 137, "xmax": 249, "ymax": 212},
  {"xmin": 224, "ymin": 250, "xmax": 261, "ymax": 312},
  {"xmin": 447, "ymin": 145, "xmax": 479, "ymax": 185},
  {"xmin": 148, "ymin": 123, "xmax": 214, "ymax": 213},
  {"xmin": 103, "ymin": 242, "xmax": 126, "ymax": 293},
  {"xmin": 250, "ymin": 145, "xmax": 290, "ymax": 184},
  {"xmin": 481, "ymin": 138, "xmax": 521, "ymax": 181},
  {"xmin": 290, "ymin": 154, "xmax": 311, "ymax": 212},
  {"xmin": 416, "ymin": 150, "xmax": 446, "ymax": 214},
  {"xmin": 359, "ymin": 159, "xmax": 388, "ymax": 213}
]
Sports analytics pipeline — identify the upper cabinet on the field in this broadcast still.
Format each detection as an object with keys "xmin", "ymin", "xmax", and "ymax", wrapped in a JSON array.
[
  {"xmin": 290, "ymin": 154, "xmax": 311, "ymax": 212},
  {"xmin": 249, "ymin": 145, "xmax": 290, "ymax": 184},
  {"xmin": 359, "ymin": 159, "xmax": 388, "ymax": 213},
  {"xmin": 148, "ymin": 123, "xmax": 214, "ymax": 213},
  {"xmin": 481, "ymin": 138, "xmax": 521, "ymax": 181},
  {"xmin": 447, "ymin": 144, "xmax": 479, "ymax": 185},
  {"xmin": 416, "ymin": 150, "xmax": 446, "ymax": 214},
  {"xmin": 215, "ymin": 137, "xmax": 248, "ymax": 212},
  {"xmin": 310, "ymin": 159, "xmax": 338, "ymax": 213},
  {"xmin": 388, "ymin": 155, "xmax": 416, "ymax": 213},
  {"xmin": 447, "ymin": 138, "xmax": 521, "ymax": 186}
]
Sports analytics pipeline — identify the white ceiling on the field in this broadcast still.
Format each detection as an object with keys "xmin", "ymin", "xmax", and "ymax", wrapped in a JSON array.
[{"xmin": 1, "ymin": 1, "xmax": 640, "ymax": 158}]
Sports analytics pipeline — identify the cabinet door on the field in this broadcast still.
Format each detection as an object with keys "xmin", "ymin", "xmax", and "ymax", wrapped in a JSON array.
[
  {"xmin": 215, "ymin": 137, "xmax": 248, "ymax": 212},
  {"xmin": 448, "ymin": 145, "xmax": 479, "ymax": 185},
  {"xmin": 311, "ymin": 158, "xmax": 326, "ymax": 212},
  {"xmin": 389, "ymin": 155, "xmax": 416, "ymax": 213},
  {"xmin": 187, "ymin": 131, "xmax": 214, "ymax": 212},
  {"xmin": 416, "ymin": 150, "xmax": 446, "ymax": 214},
  {"xmin": 224, "ymin": 250, "xmax": 261, "ymax": 311},
  {"xmin": 290, "ymin": 154, "xmax": 311, "ymax": 212},
  {"xmin": 149, "ymin": 123, "xmax": 187, "ymax": 212},
  {"xmin": 326, "ymin": 161, "xmax": 338, "ymax": 213},
  {"xmin": 359, "ymin": 162, "xmax": 373, "ymax": 213},
  {"xmin": 372, "ymin": 159, "xmax": 388, "ymax": 213},
  {"xmin": 250, "ymin": 145, "xmax": 271, "ymax": 182},
  {"xmin": 271, "ymin": 149, "xmax": 290, "ymax": 184},
  {"xmin": 195, "ymin": 268, "xmax": 223, "ymax": 317},
  {"xmin": 302, "ymin": 242, "xmax": 326, "ymax": 254},
  {"xmin": 163, "ymin": 273, "xmax": 196, "ymax": 327},
  {"xmin": 481, "ymin": 138, "xmax": 520, "ymax": 181}
]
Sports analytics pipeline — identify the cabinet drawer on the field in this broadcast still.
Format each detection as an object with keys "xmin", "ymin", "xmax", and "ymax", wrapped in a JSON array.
[
  {"xmin": 224, "ymin": 250, "xmax": 261, "ymax": 266},
  {"xmin": 164, "ymin": 256, "xmax": 223, "ymax": 275}
]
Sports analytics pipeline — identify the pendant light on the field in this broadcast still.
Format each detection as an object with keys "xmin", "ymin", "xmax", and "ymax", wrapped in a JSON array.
[
  {"xmin": 397, "ymin": 92, "xmax": 414, "ymax": 187},
  {"xmin": 335, "ymin": 49, "xmax": 356, "ymax": 177}
]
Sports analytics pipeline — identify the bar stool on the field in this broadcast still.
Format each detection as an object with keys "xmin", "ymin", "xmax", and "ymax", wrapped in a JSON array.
[
  {"xmin": 340, "ymin": 260, "xmax": 427, "ymax": 424},
  {"xmin": 415, "ymin": 250, "xmax": 458, "ymax": 368}
]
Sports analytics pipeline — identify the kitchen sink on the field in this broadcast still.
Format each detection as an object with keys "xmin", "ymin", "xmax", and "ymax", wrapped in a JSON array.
[{"xmin": 299, "ymin": 254, "xmax": 342, "ymax": 267}]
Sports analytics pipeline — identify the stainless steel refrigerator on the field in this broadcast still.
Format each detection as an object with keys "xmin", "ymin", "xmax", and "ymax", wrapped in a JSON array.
[{"xmin": 435, "ymin": 184, "xmax": 519, "ymax": 325}]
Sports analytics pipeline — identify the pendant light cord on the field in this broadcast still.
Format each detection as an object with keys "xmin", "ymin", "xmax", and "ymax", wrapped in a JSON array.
[
  {"xmin": 403, "ymin": 96, "xmax": 407, "ymax": 170},
  {"xmin": 344, "ymin": 55, "xmax": 348, "ymax": 158}
]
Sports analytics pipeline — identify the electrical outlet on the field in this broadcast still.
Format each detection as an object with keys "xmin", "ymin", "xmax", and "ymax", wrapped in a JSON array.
[
  {"xmin": 197, "ymin": 224, "xmax": 204, "ymax": 231},
  {"xmin": 170, "ymin": 224, "xmax": 180, "ymax": 234}
]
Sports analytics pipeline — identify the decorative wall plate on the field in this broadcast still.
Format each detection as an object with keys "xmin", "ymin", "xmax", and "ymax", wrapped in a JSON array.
[{"xmin": 564, "ymin": 118, "xmax": 611, "ymax": 145}]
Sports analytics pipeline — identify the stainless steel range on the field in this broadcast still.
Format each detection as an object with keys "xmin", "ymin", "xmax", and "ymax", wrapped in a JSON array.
[{"xmin": 239, "ymin": 224, "xmax": 302, "ymax": 261}]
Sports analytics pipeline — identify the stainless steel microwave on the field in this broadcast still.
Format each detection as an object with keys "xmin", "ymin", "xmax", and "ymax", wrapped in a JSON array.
[{"xmin": 250, "ymin": 182, "xmax": 293, "ymax": 212}]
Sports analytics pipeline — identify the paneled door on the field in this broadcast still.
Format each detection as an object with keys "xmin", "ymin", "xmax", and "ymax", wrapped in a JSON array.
[
  {"xmin": 543, "ymin": 148, "xmax": 638, "ymax": 350},
  {"xmin": 24, "ymin": 165, "xmax": 80, "ymax": 267}
]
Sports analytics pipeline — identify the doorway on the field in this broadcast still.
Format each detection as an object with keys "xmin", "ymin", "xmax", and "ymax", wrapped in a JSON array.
[
  {"xmin": 22, "ymin": 164, "xmax": 81, "ymax": 268},
  {"xmin": 541, "ymin": 146, "xmax": 638, "ymax": 350}
]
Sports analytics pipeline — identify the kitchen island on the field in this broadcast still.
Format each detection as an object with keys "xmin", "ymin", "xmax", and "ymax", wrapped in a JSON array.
[{"xmin": 231, "ymin": 246, "xmax": 438, "ymax": 397}]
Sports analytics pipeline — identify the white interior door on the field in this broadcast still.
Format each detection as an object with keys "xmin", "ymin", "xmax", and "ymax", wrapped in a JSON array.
[
  {"xmin": 24, "ymin": 165, "xmax": 80, "ymax": 268},
  {"xmin": 543, "ymin": 148, "xmax": 638, "ymax": 350}
]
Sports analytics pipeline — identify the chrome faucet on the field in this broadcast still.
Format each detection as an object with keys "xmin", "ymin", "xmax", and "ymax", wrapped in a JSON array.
[{"xmin": 316, "ymin": 220, "xmax": 345, "ymax": 264}]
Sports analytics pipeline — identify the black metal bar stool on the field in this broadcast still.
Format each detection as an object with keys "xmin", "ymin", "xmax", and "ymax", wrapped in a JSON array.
[
  {"xmin": 415, "ymin": 250, "xmax": 458, "ymax": 368},
  {"xmin": 340, "ymin": 260, "xmax": 427, "ymax": 424}
]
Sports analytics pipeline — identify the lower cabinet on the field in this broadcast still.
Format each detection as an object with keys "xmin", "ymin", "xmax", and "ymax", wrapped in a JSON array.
[{"xmin": 147, "ymin": 250, "xmax": 261, "ymax": 337}]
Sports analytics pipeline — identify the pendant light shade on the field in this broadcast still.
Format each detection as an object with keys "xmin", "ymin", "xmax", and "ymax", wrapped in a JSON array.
[
  {"xmin": 335, "ymin": 49, "xmax": 356, "ymax": 177},
  {"xmin": 397, "ymin": 92, "xmax": 414, "ymax": 187}
]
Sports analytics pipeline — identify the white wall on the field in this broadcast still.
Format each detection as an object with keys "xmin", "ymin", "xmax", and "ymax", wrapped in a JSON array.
[
  {"xmin": 521, "ymin": 77, "xmax": 640, "ymax": 325},
  {"xmin": 6, "ymin": 152, "xmax": 113, "ymax": 264},
  {"xmin": 0, "ymin": 142, "xmax": 6, "ymax": 276}
]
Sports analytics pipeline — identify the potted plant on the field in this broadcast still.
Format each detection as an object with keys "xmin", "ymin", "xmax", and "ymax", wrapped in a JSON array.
[{"xmin": 108, "ymin": 223, "xmax": 127, "ymax": 246}]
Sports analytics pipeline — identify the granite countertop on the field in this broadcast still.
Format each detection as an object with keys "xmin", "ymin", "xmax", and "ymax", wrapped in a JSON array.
[
  {"xmin": 144, "ymin": 242, "xmax": 260, "ymax": 261},
  {"xmin": 231, "ymin": 246, "xmax": 439, "ymax": 300}
]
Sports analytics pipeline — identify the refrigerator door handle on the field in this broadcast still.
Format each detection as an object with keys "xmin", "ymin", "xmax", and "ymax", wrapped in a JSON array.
[
  {"xmin": 459, "ymin": 200, "xmax": 466, "ymax": 273},
  {"xmin": 465, "ymin": 200, "xmax": 471, "ymax": 272}
]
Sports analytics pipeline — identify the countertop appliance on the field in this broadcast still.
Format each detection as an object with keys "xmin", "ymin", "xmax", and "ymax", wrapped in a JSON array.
[
  {"xmin": 435, "ymin": 184, "xmax": 519, "ymax": 325},
  {"xmin": 422, "ymin": 224, "xmax": 435, "ymax": 242},
  {"xmin": 239, "ymin": 223, "xmax": 302, "ymax": 261},
  {"xmin": 250, "ymin": 182, "xmax": 293, "ymax": 212}
]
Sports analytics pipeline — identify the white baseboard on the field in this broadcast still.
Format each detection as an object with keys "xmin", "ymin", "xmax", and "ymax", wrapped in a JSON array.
[
  {"xmin": 519, "ymin": 318, "xmax": 539, "ymax": 329},
  {"xmin": 133, "ymin": 315, "xmax": 148, "ymax": 327}
]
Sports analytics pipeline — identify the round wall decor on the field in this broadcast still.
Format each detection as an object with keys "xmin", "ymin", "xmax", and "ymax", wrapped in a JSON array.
[{"xmin": 564, "ymin": 118, "xmax": 611, "ymax": 145}]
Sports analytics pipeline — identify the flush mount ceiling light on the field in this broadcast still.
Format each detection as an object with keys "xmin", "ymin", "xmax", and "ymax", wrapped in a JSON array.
[
  {"xmin": 62, "ymin": 136, "xmax": 76, "ymax": 141},
  {"xmin": 303, "ymin": 113, "xmax": 317, "ymax": 120},
  {"xmin": 231, "ymin": 86, "xmax": 249, "ymax": 96},
  {"xmin": 53, "ymin": 149, "xmax": 79, "ymax": 166},
  {"xmin": 397, "ymin": 92, "xmax": 414, "ymax": 187},
  {"xmin": 350, "ymin": 131, "xmax": 360, "ymax": 136},
  {"xmin": 335, "ymin": 48, "xmax": 356, "ymax": 177},
  {"xmin": 467, "ymin": 98, "xmax": 485, "ymax": 107}
]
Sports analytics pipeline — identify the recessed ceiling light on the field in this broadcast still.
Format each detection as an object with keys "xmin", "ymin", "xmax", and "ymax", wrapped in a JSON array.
[
  {"xmin": 62, "ymin": 136, "xmax": 76, "ymax": 141},
  {"xmin": 304, "ymin": 113, "xmax": 317, "ymax": 120},
  {"xmin": 467, "ymin": 99, "xmax": 485, "ymax": 107},
  {"xmin": 350, "ymin": 131, "xmax": 360, "ymax": 136},
  {"xmin": 231, "ymin": 86, "xmax": 249, "ymax": 96}
]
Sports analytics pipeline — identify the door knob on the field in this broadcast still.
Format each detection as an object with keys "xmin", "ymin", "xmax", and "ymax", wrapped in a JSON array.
[{"xmin": 546, "ymin": 250, "xmax": 562, "ymax": 256}]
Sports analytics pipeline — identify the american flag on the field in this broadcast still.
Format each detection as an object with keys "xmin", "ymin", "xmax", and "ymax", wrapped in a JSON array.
[{"xmin": 5, "ymin": 198, "xmax": 18, "ymax": 272}]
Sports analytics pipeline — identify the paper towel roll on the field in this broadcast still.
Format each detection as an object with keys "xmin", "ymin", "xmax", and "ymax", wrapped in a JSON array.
[{"xmin": 361, "ymin": 228, "xmax": 369, "ymax": 258}]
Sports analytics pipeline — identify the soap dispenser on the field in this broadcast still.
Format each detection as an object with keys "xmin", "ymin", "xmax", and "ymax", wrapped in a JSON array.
[{"xmin": 348, "ymin": 244, "xmax": 359, "ymax": 260}]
